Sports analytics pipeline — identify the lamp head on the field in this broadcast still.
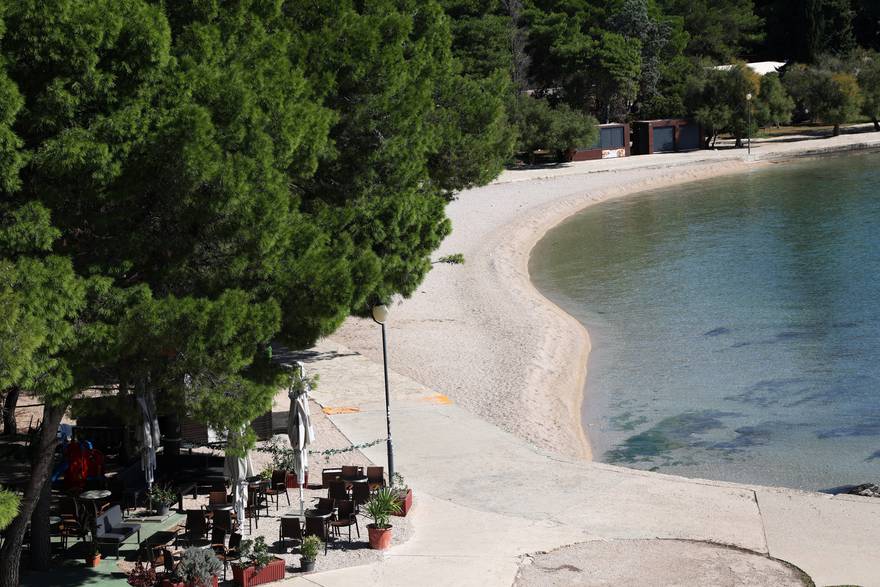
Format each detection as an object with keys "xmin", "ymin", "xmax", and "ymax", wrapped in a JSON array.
[
  {"xmin": 371, "ymin": 304, "xmax": 389, "ymax": 324},
  {"xmin": 746, "ymin": 92, "xmax": 753, "ymax": 101}
]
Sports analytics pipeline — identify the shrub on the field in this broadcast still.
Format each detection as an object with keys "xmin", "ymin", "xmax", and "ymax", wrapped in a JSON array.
[
  {"xmin": 365, "ymin": 488, "xmax": 402, "ymax": 529},
  {"xmin": 300, "ymin": 535, "xmax": 322, "ymax": 562},
  {"xmin": 176, "ymin": 547, "xmax": 223, "ymax": 587},
  {"xmin": 0, "ymin": 489, "xmax": 19, "ymax": 530}
]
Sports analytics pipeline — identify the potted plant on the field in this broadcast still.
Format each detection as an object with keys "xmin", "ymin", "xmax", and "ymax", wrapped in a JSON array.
[
  {"xmin": 299, "ymin": 535, "xmax": 322, "ymax": 572},
  {"xmin": 161, "ymin": 547, "xmax": 222, "ymax": 587},
  {"xmin": 127, "ymin": 560, "xmax": 157, "ymax": 587},
  {"xmin": 84, "ymin": 541, "xmax": 101, "ymax": 568},
  {"xmin": 365, "ymin": 488, "xmax": 402, "ymax": 550},
  {"xmin": 232, "ymin": 536, "xmax": 286, "ymax": 586},
  {"xmin": 390, "ymin": 473, "xmax": 413, "ymax": 517},
  {"xmin": 148, "ymin": 484, "xmax": 178, "ymax": 517}
]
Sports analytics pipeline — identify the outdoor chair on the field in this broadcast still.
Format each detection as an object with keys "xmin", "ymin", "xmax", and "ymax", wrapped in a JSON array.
[
  {"xmin": 321, "ymin": 467, "xmax": 342, "ymax": 488},
  {"xmin": 366, "ymin": 466, "xmax": 385, "ymax": 491},
  {"xmin": 211, "ymin": 509, "xmax": 235, "ymax": 534},
  {"xmin": 304, "ymin": 516, "xmax": 330, "ymax": 554},
  {"xmin": 264, "ymin": 470, "xmax": 289, "ymax": 510},
  {"xmin": 315, "ymin": 497, "xmax": 336, "ymax": 517},
  {"xmin": 327, "ymin": 480, "xmax": 348, "ymax": 502},
  {"xmin": 210, "ymin": 526, "xmax": 227, "ymax": 553},
  {"xmin": 341, "ymin": 465, "xmax": 362, "ymax": 479},
  {"xmin": 279, "ymin": 517, "xmax": 303, "ymax": 552},
  {"xmin": 329, "ymin": 499, "xmax": 360, "ymax": 543},
  {"xmin": 58, "ymin": 497, "xmax": 87, "ymax": 548},
  {"xmin": 213, "ymin": 532, "xmax": 242, "ymax": 580},
  {"xmin": 94, "ymin": 504, "xmax": 141, "ymax": 558},
  {"xmin": 351, "ymin": 481, "xmax": 371, "ymax": 513},
  {"xmin": 177, "ymin": 510, "xmax": 208, "ymax": 547},
  {"xmin": 160, "ymin": 547, "xmax": 179, "ymax": 575},
  {"xmin": 243, "ymin": 490, "xmax": 264, "ymax": 533}
]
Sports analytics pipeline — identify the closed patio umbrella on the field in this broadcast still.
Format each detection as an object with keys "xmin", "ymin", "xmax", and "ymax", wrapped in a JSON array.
[
  {"xmin": 286, "ymin": 362, "xmax": 315, "ymax": 516},
  {"xmin": 135, "ymin": 386, "xmax": 160, "ymax": 489},
  {"xmin": 224, "ymin": 431, "xmax": 254, "ymax": 531}
]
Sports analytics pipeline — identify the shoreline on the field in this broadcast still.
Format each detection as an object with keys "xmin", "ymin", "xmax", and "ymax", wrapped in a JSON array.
[{"xmin": 331, "ymin": 132, "xmax": 880, "ymax": 464}]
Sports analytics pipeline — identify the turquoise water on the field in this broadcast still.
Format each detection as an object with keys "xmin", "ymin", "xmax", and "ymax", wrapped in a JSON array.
[{"xmin": 529, "ymin": 153, "xmax": 880, "ymax": 490}]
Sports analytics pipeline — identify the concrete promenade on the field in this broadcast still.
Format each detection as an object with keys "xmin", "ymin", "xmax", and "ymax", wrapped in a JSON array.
[
  {"xmin": 280, "ymin": 339, "xmax": 880, "ymax": 587},
  {"xmin": 280, "ymin": 132, "xmax": 880, "ymax": 586}
]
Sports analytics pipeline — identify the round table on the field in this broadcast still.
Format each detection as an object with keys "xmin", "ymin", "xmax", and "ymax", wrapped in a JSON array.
[
  {"xmin": 303, "ymin": 509, "xmax": 333, "ymax": 520},
  {"xmin": 78, "ymin": 489, "xmax": 112, "ymax": 525},
  {"xmin": 205, "ymin": 503, "xmax": 234, "ymax": 512}
]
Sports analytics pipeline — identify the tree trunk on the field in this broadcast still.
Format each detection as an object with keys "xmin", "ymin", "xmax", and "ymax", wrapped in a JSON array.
[
  {"xmin": 28, "ymin": 474, "xmax": 52, "ymax": 570},
  {"xmin": 873, "ymin": 118, "xmax": 879, "ymax": 132},
  {"xmin": 0, "ymin": 403, "xmax": 64, "ymax": 587},
  {"xmin": 833, "ymin": 123, "xmax": 841, "ymax": 136},
  {"xmin": 2, "ymin": 387, "xmax": 20, "ymax": 435}
]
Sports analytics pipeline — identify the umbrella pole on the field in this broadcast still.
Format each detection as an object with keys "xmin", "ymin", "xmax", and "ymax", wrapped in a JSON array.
[{"xmin": 299, "ymin": 486, "xmax": 304, "ymax": 517}]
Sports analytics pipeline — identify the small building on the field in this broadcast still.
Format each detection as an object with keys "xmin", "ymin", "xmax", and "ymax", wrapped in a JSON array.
[
  {"xmin": 567, "ymin": 123, "xmax": 629, "ymax": 161},
  {"xmin": 632, "ymin": 119, "xmax": 702, "ymax": 155}
]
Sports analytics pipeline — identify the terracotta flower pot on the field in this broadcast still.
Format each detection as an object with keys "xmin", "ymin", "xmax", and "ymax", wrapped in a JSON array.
[
  {"xmin": 367, "ymin": 524, "xmax": 394, "ymax": 550},
  {"xmin": 85, "ymin": 554, "xmax": 101, "ymax": 568},
  {"xmin": 285, "ymin": 471, "xmax": 308, "ymax": 489}
]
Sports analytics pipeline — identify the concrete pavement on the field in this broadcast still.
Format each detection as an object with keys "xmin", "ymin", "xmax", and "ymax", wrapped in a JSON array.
[{"xmin": 279, "ymin": 339, "xmax": 880, "ymax": 587}]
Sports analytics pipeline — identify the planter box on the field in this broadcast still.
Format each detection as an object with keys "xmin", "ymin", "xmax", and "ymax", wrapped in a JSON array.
[
  {"xmin": 285, "ymin": 471, "xmax": 308, "ymax": 489},
  {"xmin": 160, "ymin": 576, "xmax": 219, "ymax": 587},
  {"xmin": 392, "ymin": 488, "xmax": 412, "ymax": 517},
  {"xmin": 232, "ymin": 557, "xmax": 286, "ymax": 587}
]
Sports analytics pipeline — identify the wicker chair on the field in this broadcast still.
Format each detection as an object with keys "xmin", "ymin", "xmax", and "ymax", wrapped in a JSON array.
[
  {"xmin": 304, "ymin": 516, "xmax": 330, "ymax": 554},
  {"xmin": 328, "ymin": 499, "xmax": 359, "ymax": 543}
]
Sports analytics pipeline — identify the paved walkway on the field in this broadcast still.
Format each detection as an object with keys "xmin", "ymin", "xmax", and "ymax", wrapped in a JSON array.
[{"xmin": 280, "ymin": 339, "xmax": 880, "ymax": 587}]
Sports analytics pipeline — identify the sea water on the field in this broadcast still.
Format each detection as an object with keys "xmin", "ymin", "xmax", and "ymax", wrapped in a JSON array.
[{"xmin": 529, "ymin": 152, "xmax": 880, "ymax": 490}]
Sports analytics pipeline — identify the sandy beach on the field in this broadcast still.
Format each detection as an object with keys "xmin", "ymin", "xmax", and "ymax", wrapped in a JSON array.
[{"xmin": 331, "ymin": 130, "xmax": 880, "ymax": 463}]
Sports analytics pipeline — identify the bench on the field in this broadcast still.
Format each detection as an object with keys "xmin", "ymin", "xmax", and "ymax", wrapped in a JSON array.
[{"xmin": 95, "ymin": 505, "xmax": 141, "ymax": 558}]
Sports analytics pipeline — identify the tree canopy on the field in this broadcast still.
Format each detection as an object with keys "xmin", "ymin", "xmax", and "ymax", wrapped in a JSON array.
[{"xmin": 0, "ymin": 1, "xmax": 513, "ymax": 583}]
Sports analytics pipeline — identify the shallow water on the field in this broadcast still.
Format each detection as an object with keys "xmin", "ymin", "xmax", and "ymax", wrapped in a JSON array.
[{"xmin": 530, "ymin": 152, "xmax": 880, "ymax": 490}]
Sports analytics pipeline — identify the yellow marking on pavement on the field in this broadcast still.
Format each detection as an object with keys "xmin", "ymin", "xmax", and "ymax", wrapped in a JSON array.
[
  {"xmin": 322, "ymin": 406, "xmax": 361, "ymax": 415},
  {"xmin": 421, "ymin": 393, "xmax": 453, "ymax": 405}
]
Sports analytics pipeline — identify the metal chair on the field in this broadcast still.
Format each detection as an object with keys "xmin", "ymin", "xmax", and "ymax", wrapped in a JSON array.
[
  {"xmin": 213, "ymin": 532, "xmax": 242, "ymax": 581},
  {"xmin": 366, "ymin": 466, "xmax": 385, "ymax": 491},
  {"xmin": 263, "ymin": 470, "xmax": 289, "ymax": 510},
  {"xmin": 279, "ymin": 517, "xmax": 303, "ymax": 552},
  {"xmin": 351, "ymin": 481, "xmax": 371, "ymax": 513},
  {"xmin": 176, "ymin": 510, "xmax": 208, "ymax": 547}
]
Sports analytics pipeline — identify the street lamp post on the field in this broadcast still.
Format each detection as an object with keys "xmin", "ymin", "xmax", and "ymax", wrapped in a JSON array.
[
  {"xmin": 371, "ymin": 304, "xmax": 394, "ymax": 484},
  {"xmin": 746, "ymin": 92, "xmax": 753, "ymax": 155}
]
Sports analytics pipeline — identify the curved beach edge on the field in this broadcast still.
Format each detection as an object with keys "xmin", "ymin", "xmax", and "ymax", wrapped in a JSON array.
[{"xmin": 331, "ymin": 133, "xmax": 880, "ymax": 463}]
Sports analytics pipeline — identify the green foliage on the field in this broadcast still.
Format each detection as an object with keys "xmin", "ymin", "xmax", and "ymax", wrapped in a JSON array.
[
  {"xmin": 239, "ymin": 536, "xmax": 272, "ymax": 570},
  {"xmin": 593, "ymin": 31, "xmax": 643, "ymax": 121},
  {"xmin": 0, "ymin": 489, "xmax": 19, "ymax": 530},
  {"xmin": 433, "ymin": 254, "xmax": 466, "ymax": 265},
  {"xmin": 784, "ymin": 62, "xmax": 863, "ymax": 133},
  {"xmin": 754, "ymin": 73, "xmax": 795, "ymax": 127},
  {"xmin": 365, "ymin": 487, "xmax": 403, "ymax": 529},
  {"xmin": 510, "ymin": 94, "xmax": 598, "ymax": 160},
  {"xmin": 147, "ymin": 484, "xmax": 177, "ymax": 507},
  {"xmin": 176, "ymin": 547, "xmax": 223, "ymax": 586},
  {"xmin": 661, "ymin": 0, "xmax": 764, "ymax": 61},
  {"xmin": 300, "ymin": 535, "xmax": 322, "ymax": 562},
  {"xmin": 687, "ymin": 63, "xmax": 759, "ymax": 146},
  {"xmin": 855, "ymin": 50, "xmax": 880, "ymax": 128}
]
